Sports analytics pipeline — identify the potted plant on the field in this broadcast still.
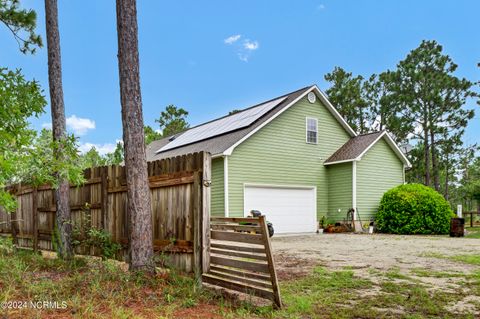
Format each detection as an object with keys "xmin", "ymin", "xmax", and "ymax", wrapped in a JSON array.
[{"xmin": 318, "ymin": 216, "xmax": 326, "ymax": 234}]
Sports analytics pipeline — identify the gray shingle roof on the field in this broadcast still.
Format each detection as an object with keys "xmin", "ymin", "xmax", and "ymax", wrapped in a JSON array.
[
  {"xmin": 146, "ymin": 86, "xmax": 312, "ymax": 161},
  {"xmin": 324, "ymin": 131, "xmax": 384, "ymax": 164}
]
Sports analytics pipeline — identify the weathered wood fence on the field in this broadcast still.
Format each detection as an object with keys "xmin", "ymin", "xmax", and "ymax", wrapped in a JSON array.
[
  {"xmin": 203, "ymin": 216, "xmax": 282, "ymax": 308},
  {"xmin": 0, "ymin": 152, "xmax": 211, "ymax": 274},
  {"xmin": 464, "ymin": 211, "xmax": 480, "ymax": 228}
]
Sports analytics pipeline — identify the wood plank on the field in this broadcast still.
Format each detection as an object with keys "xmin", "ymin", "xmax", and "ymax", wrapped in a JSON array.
[
  {"xmin": 100, "ymin": 168, "xmax": 109, "ymax": 230},
  {"xmin": 211, "ymin": 224, "xmax": 260, "ymax": 232},
  {"xmin": 211, "ymin": 230, "xmax": 263, "ymax": 245},
  {"xmin": 209, "ymin": 265, "xmax": 271, "ymax": 282},
  {"xmin": 208, "ymin": 270, "xmax": 272, "ymax": 289},
  {"xmin": 202, "ymin": 152, "xmax": 211, "ymax": 274},
  {"xmin": 259, "ymin": 215, "xmax": 282, "ymax": 308},
  {"xmin": 193, "ymin": 170, "xmax": 202, "ymax": 285},
  {"xmin": 202, "ymin": 274, "xmax": 274, "ymax": 301},
  {"xmin": 108, "ymin": 175, "xmax": 195, "ymax": 193},
  {"xmin": 32, "ymin": 188, "xmax": 38, "ymax": 252},
  {"xmin": 211, "ymin": 243, "xmax": 266, "ymax": 254},
  {"xmin": 37, "ymin": 202, "xmax": 102, "ymax": 212},
  {"xmin": 210, "ymin": 256, "xmax": 269, "ymax": 274},
  {"xmin": 211, "ymin": 217, "xmax": 260, "ymax": 224},
  {"xmin": 211, "ymin": 248, "xmax": 267, "ymax": 261}
]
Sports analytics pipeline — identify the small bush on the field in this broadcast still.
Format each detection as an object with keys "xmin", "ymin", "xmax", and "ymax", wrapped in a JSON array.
[{"xmin": 376, "ymin": 183, "xmax": 454, "ymax": 235}]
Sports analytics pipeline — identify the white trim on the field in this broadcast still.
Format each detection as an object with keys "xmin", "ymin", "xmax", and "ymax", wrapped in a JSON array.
[
  {"xmin": 313, "ymin": 85, "xmax": 357, "ymax": 137},
  {"xmin": 224, "ymin": 155, "xmax": 229, "ymax": 217},
  {"xmin": 324, "ymin": 131, "xmax": 412, "ymax": 168},
  {"xmin": 354, "ymin": 131, "xmax": 387, "ymax": 160},
  {"xmin": 223, "ymin": 85, "xmax": 357, "ymax": 155},
  {"xmin": 244, "ymin": 182, "xmax": 317, "ymax": 190},
  {"xmin": 211, "ymin": 153, "xmax": 223, "ymax": 159},
  {"xmin": 324, "ymin": 158, "xmax": 359, "ymax": 166},
  {"xmin": 352, "ymin": 161, "xmax": 357, "ymax": 220},
  {"xmin": 383, "ymin": 132, "xmax": 412, "ymax": 168},
  {"xmin": 305, "ymin": 117, "xmax": 318, "ymax": 144}
]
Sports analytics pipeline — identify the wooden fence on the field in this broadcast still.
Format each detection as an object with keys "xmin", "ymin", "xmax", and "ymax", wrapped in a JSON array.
[
  {"xmin": 464, "ymin": 211, "xmax": 480, "ymax": 228},
  {"xmin": 0, "ymin": 152, "xmax": 211, "ymax": 275},
  {"xmin": 202, "ymin": 216, "xmax": 282, "ymax": 308}
]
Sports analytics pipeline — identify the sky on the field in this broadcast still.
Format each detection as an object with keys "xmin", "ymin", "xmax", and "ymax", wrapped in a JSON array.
[{"xmin": 1, "ymin": 0, "xmax": 479, "ymax": 154}]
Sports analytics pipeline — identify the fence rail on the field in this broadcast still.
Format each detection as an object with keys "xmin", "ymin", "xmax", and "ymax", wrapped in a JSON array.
[
  {"xmin": 203, "ymin": 216, "xmax": 282, "ymax": 308},
  {"xmin": 464, "ymin": 211, "xmax": 480, "ymax": 228},
  {"xmin": 0, "ymin": 152, "xmax": 211, "ymax": 274}
]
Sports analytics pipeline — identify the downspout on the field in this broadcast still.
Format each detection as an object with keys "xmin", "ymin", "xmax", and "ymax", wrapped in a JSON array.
[
  {"xmin": 224, "ymin": 155, "xmax": 229, "ymax": 217},
  {"xmin": 352, "ymin": 160, "xmax": 357, "ymax": 221}
]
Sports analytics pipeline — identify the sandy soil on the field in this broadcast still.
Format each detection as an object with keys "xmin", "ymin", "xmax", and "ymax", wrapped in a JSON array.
[{"xmin": 272, "ymin": 233, "xmax": 480, "ymax": 290}]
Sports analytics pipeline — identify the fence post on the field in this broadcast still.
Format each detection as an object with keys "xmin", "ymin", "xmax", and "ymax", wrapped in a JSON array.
[
  {"xmin": 32, "ymin": 187, "xmax": 38, "ymax": 252},
  {"xmin": 202, "ymin": 152, "xmax": 211, "ymax": 274},
  {"xmin": 259, "ymin": 215, "xmax": 282, "ymax": 309},
  {"xmin": 193, "ymin": 170, "xmax": 202, "ymax": 286}
]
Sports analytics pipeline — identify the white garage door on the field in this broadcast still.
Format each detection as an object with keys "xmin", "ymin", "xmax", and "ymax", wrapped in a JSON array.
[{"xmin": 244, "ymin": 185, "xmax": 317, "ymax": 234}]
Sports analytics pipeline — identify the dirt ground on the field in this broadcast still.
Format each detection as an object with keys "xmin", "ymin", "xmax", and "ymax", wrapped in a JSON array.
[{"xmin": 272, "ymin": 233, "xmax": 480, "ymax": 285}]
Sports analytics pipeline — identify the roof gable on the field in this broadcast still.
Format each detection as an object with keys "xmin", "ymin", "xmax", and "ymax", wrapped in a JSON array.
[
  {"xmin": 324, "ymin": 131, "xmax": 411, "ymax": 167},
  {"xmin": 147, "ymin": 85, "xmax": 357, "ymax": 161}
]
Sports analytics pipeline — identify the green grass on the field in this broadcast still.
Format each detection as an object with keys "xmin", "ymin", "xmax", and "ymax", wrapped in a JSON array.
[
  {"xmin": 3, "ymin": 236, "xmax": 480, "ymax": 319},
  {"xmin": 466, "ymin": 227, "xmax": 480, "ymax": 239},
  {"xmin": 0, "ymin": 237, "xmax": 220, "ymax": 318},
  {"xmin": 410, "ymin": 268, "xmax": 465, "ymax": 278},
  {"xmin": 422, "ymin": 251, "xmax": 480, "ymax": 266},
  {"xmin": 229, "ymin": 264, "xmax": 476, "ymax": 319}
]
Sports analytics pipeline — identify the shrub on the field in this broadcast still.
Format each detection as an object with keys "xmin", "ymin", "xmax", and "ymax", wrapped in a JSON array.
[{"xmin": 376, "ymin": 183, "xmax": 454, "ymax": 235}]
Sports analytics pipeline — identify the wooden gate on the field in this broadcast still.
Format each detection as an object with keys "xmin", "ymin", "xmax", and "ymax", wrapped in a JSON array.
[{"xmin": 202, "ymin": 216, "xmax": 282, "ymax": 308}]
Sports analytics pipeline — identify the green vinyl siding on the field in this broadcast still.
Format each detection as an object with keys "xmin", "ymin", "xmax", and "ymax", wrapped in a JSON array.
[
  {"xmin": 356, "ymin": 138, "xmax": 404, "ymax": 221},
  {"xmin": 327, "ymin": 163, "xmax": 352, "ymax": 222},
  {"xmin": 227, "ymin": 95, "xmax": 351, "ymax": 219},
  {"xmin": 211, "ymin": 157, "xmax": 224, "ymax": 217}
]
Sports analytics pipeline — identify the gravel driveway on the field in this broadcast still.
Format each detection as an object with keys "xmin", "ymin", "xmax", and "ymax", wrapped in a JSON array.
[{"xmin": 272, "ymin": 233, "xmax": 480, "ymax": 283}]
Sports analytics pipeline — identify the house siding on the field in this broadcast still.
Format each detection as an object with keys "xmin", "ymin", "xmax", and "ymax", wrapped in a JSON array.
[
  {"xmin": 356, "ymin": 138, "xmax": 404, "ymax": 221},
  {"xmin": 327, "ymin": 162, "xmax": 352, "ymax": 222},
  {"xmin": 211, "ymin": 157, "xmax": 224, "ymax": 217},
  {"xmin": 227, "ymin": 95, "xmax": 351, "ymax": 219}
]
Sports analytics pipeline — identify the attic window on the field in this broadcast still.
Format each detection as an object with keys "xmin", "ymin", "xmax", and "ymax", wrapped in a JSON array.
[{"xmin": 306, "ymin": 117, "xmax": 318, "ymax": 144}]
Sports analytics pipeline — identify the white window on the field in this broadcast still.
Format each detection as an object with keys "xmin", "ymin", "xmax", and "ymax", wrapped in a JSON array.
[{"xmin": 306, "ymin": 117, "xmax": 318, "ymax": 144}]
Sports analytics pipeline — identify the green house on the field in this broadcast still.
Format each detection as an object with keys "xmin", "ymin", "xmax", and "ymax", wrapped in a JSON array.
[{"xmin": 147, "ymin": 85, "xmax": 411, "ymax": 233}]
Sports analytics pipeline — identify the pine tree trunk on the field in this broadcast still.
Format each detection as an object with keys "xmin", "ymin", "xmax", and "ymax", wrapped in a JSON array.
[
  {"xmin": 116, "ymin": 0, "xmax": 154, "ymax": 273},
  {"xmin": 423, "ymin": 118, "xmax": 430, "ymax": 186},
  {"xmin": 430, "ymin": 130, "xmax": 440, "ymax": 191},
  {"xmin": 45, "ymin": 0, "xmax": 73, "ymax": 260},
  {"xmin": 444, "ymin": 154, "xmax": 449, "ymax": 201}
]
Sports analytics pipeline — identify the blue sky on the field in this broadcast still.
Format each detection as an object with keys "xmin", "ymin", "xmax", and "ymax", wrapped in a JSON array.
[{"xmin": 2, "ymin": 0, "xmax": 479, "ymax": 154}]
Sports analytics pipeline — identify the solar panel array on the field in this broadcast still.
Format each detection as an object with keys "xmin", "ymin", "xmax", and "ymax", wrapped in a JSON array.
[{"xmin": 157, "ymin": 96, "xmax": 288, "ymax": 153}]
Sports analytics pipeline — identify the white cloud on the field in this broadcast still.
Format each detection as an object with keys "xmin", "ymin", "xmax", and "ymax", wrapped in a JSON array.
[
  {"xmin": 243, "ymin": 40, "xmax": 259, "ymax": 51},
  {"xmin": 224, "ymin": 35, "xmax": 260, "ymax": 62},
  {"xmin": 66, "ymin": 115, "xmax": 95, "ymax": 136},
  {"xmin": 79, "ymin": 142, "xmax": 118, "ymax": 155},
  {"xmin": 224, "ymin": 34, "xmax": 241, "ymax": 44},
  {"xmin": 41, "ymin": 122, "xmax": 52, "ymax": 129},
  {"xmin": 317, "ymin": 4, "xmax": 325, "ymax": 10}
]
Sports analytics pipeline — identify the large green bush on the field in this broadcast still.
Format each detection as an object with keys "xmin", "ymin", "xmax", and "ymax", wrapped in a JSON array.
[{"xmin": 376, "ymin": 183, "xmax": 454, "ymax": 235}]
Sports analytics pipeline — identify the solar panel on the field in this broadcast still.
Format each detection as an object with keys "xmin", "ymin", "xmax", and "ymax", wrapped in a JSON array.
[{"xmin": 157, "ymin": 96, "xmax": 287, "ymax": 153}]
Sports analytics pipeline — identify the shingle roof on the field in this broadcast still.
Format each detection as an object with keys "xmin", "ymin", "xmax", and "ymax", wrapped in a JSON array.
[
  {"xmin": 324, "ymin": 131, "xmax": 385, "ymax": 164},
  {"xmin": 146, "ymin": 86, "xmax": 312, "ymax": 161}
]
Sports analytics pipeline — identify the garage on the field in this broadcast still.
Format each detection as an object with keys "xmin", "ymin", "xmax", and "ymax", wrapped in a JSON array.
[{"xmin": 244, "ymin": 185, "xmax": 317, "ymax": 234}]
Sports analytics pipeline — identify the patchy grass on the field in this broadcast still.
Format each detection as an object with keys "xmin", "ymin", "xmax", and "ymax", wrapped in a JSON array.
[
  {"xmin": 410, "ymin": 268, "xmax": 465, "ymax": 278},
  {"xmin": 466, "ymin": 227, "xmax": 480, "ymax": 239},
  {"xmin": 422, "ymin": 251, "xmax": 480, "ymax": 266},
  {"xmin": 0, "ymin": 237, "xmax": 222, "ymax": 318},
  {"xmin": 228, "ymin": 265, "xmax": 477, "ymax": 319},
  {"xmin": 2, "ymin": 236, "xmax": 480, "ymax": 318}
]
